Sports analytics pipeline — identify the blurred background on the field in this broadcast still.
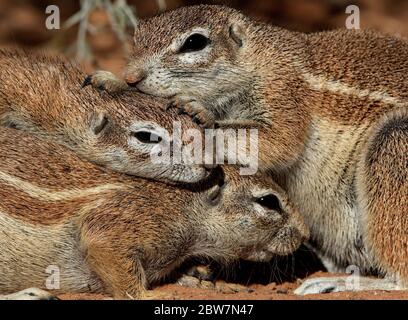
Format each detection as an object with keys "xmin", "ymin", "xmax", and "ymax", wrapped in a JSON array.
[{"xmin": 0, "ymin": 0, "xmax": 407, "ymax": 74}]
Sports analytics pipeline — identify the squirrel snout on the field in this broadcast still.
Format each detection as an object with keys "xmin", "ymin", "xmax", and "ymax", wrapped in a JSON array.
[
  {"xmin": 124, "ymin": 71, "xmax": 146, "ymax": 88},
  {"xmin": 297, "ymin": 222, "xmax": 310, "ymax": 243}
]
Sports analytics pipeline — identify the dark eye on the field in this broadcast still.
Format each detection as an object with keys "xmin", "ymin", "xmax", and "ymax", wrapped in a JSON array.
[
  {"xmin": 131, "ymin": 131, "xmax": 162, "ymax": 144},
  {"xmin": 179, "ymin": 33, "xmax": 210, "ymax": 53},
  {"xmin": 256, "ymin": 194, "xmax": 282, "ymax": 213}
]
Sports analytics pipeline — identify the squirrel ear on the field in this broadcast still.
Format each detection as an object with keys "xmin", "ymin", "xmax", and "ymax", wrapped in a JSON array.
[
  {"xmin": 90, "ymin": 112, "xmax": 109, "ymax": 135},
  {"xmin": 229, "ymin": 23, "xmax": 245, "ymax": 48},
  {"xmin": 206, "ymin": 183, "xmax": 222, "ymax": 205},
  {"xmin": 205, "ymin": 175, "xmax": 225, "ymax": 205}
]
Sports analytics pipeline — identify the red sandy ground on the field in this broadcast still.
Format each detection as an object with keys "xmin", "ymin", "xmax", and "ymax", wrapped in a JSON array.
[{"xmin": 58, "ymin": 272, "xmax": 408, "ymax": 300}]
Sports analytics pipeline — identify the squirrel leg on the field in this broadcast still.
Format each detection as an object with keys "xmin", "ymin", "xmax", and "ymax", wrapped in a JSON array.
[
  {"xmin": 82, "ymin": 70, "xmax": 129, "ymax": 94},
  {"xmin": 85, "ymin": 243, "xmax": 147, "ymax": 300},
  {"xmin": 81, "ymin": 230, "xmax": 148, "ymax": 300},
  {"xmin": 356, "ymin": 108, "xmax": 408, "ymax": 287}
]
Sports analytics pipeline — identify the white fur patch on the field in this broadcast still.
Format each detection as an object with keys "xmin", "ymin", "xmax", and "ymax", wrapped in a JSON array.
[
  {"xmin": 293, "ymin": 62, "xmax": 407, "ymax": 107},
  {"xmin": 0, "ymin": 170, "xmax": 126, "ymax": 201}
]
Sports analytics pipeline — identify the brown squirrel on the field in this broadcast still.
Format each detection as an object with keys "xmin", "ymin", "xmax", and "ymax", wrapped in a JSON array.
[
  {"xmin": 86, "ymin": 5, "xmax": 408, "ymax": 293},
  {"xmin": 0, "ymin": 49, "xmax": 211, "ymax": 184},
  {"xmin": 0, "ymin": 127, "xmax": 308, "ymax": 299}
]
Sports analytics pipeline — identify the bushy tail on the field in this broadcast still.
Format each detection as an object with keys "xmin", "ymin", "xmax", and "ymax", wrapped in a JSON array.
[{"xmin": 357, "ymin": 108, "xmax": 408, "ymax": 284}]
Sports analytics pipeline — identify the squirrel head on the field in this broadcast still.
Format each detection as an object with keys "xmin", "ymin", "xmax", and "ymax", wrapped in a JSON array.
[
  {"xmin": 77, "ymin": 91, "xmax": 211, "ymax": 184},
  {"xmin": 0, "ymin": 50, "xmax": 213, "ymax": 185},
  {"xmin": 125, "ymin": 5, "xmax": 254, "ymax": 103},
  {"xmin": 192, "ymin": 167, "xmax": 309, "ymax": 262}
]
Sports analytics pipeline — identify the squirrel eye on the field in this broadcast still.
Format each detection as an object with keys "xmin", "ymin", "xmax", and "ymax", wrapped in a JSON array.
[
  {"xmin": 131, "ymin": 131, "xmax": 162, "ymax": 144},
  {"xmin": 256, "ymin": 194, "xmax": 282, "ymax": 213},
  {"xmin": 179, "ymin": 33, "xmax": 210, "ymax": 53}
]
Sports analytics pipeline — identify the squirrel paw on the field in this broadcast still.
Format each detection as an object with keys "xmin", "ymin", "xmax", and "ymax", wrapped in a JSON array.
[
  {"xmin": 177, "ymin": 264, "xmax": 215, "ymax": 289},
  {"xmin": 0, "ymin": 288, "xmax": 59, "ymax": 300},
  {"xmin": 294, "ymin": 277, "xmax": 345, "ymax": 295},
  {"xmin": 82, "ymin": 70, "xmax": 128, "ymax": 94},
  {"xmin": 167, "ymin": 98, "xmax": 215, "ymax": 128},
  {"xmin": 185, "ymin": 264, "xmax": 215, "ymax": 281},
  {"xmin": 177, "ymin": 275, "xmax": 215, "ymax": 290},
  {"xmin": 294, "ymin": 276, "xmax": 403, "ymax": 295}
]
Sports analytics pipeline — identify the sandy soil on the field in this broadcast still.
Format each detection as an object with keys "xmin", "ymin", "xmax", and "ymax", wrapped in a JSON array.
[{"xmin": 57, "ymin": 271, "xmax": 408, "ymax": 300}]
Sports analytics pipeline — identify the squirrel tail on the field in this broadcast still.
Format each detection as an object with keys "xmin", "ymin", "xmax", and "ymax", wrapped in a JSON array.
[{"xmin": 357, "ymin": 107, "xmax": 408, "ymax": 285}]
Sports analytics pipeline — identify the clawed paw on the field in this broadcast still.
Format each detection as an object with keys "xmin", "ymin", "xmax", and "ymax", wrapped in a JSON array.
[
  {"xmin": 166, "ymin": 98, "xmax": 215, "ymax": 128},
  {"xmin": 82, "ymin": 70, "xmax": 127, "ymax": 94},
  {"xmin": 177, "ymin": 264, "xmax": 215, "ymax": 289},
  {"xmin": 185, "ymin": 265, "xmax": 215, "ymax": 281}
]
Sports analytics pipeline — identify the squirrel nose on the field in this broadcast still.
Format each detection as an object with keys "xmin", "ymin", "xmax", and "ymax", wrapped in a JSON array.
[{"xmin": 125, "ymin": 72, "xmax": 146, "ymax": 87}]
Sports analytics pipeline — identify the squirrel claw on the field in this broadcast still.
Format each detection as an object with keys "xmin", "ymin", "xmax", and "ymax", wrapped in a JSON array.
[
  {"xmin": 164, "ymin": 101, "xmax": 174, "ymax": 111},
  {"xmin": 166, "ymin": 97, "xmax": 216, "ymax": 128},
  {"xmin": 164, "ymin": 97, "xmax": 183, "ymax": 111},
  {"xmin": 81, "ymin": 75, "xmax": 92, "ymax": 88},
  {"xmin": 81, "ymin": 70, "xmax": 127, "ymax": 93},
  {"xmin": 192, "ymin": 115, "xmax": 200, "ymax": 124}
]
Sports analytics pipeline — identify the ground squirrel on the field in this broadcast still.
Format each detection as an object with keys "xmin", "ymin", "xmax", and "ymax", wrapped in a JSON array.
[
  {"xmin": 88, "ymin": 5, "xmax": 408, "ymax": 293},
  {"xmin": 0, "ymin": 49, "xmax": 210, "ymax": 183},
  {"xmin": 0, "ymin": 127, "xmax": 308, "ymax": 299}
]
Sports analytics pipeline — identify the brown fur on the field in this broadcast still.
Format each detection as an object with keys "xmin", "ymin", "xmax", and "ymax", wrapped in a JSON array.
[
  {"xmin": 357, "ymin": 108, "xmax": 408, "ymax": 282},
  {"xmin": 0, "ymin": 127, "xmax": 308, "ymax": 299},
  {"xmin": 0, "ymin": 49, "xmax": 209, "ymax": 183},
  {"xmin": 91, "ymin": 5, "xmax": 408, "ymax": 287}
]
